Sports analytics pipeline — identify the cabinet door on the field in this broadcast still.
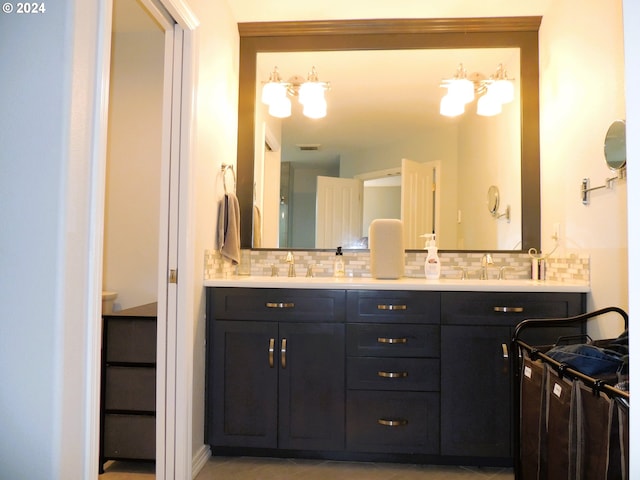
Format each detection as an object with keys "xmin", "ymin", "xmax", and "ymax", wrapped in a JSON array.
[
  {"xmin": 278, "ymin": 322, "xmax": 345, "ymax": 451},
  {"xmin": 441, "ymin": 325, "xmax": 512, "ymax": 459},
  {"xmin": 212, "ymin": 321, "xmax": 278, "ymax": 448}
]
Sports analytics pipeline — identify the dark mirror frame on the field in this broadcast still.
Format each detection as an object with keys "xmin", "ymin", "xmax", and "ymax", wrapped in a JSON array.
[{"xmin": 237, "ymin": 17, "xmax": 541, "ymax": 252}]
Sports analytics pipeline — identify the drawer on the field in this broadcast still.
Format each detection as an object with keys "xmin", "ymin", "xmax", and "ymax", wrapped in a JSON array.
[
  {"xmin": 347, "ymin": 290, "xmax": 439, "ymax": 324},
  {"xmin": 213, "ymin": 288, "xmax": 345, "ymax": 322},
  {"xmin": 441, "ymin": 292, "xmax": 585, "ymax": 326},
  {"xmin": 347, "ymin": 324, "xmax": 440, "ymax": 357},
  {"xmin": 347, "ymin": 357, "xmax": 439, "ymax": 391},
  {"xmin": 103, "ymin": 414, "xmax": 155, "ymax": 460},
  {"xmin": 105, "ymin": 366, "xmax": 156, "ymax": 412},
  {"xmin": 105, "ymin": 318, "xmax": 156, "ymax": 364},
  {"xmin": 346, "ymin": 390, "xmax": 439, "ymax": 454}
]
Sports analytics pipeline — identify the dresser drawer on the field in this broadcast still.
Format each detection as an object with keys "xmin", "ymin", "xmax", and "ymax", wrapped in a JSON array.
[
  {"xmin": 103, "ymin": 414, "xmax": 155, "ymax": 460},
  {"xmin": 105, "ymin": 318, "xmax": 156, "ymax": 364},
  {"xmin": 347, "ymin": 290, "xmax": 439, "ymax": 324},
  {"xmin": 347, "ymin": 323, "xmax": 439, "ymax": 357},
  {"xmin": 347, "ymin": 357, "xmax": 439, "ymax": 391},
  {"xmin": 346, "ymin": 390, "xmax": 439, "ymax": 454},
  {"xmin": 213, "ymin": 288, "xmax": 345, "ymax": 322},
  {"xmin": 105, "ymin": 366, "xmax": 156, "ymax": 412}
]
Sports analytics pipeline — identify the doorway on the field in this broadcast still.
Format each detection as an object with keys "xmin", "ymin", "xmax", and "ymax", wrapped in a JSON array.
[{"xmin": 100, "ymin": 0, "xmax": 195, "ymax": 478}]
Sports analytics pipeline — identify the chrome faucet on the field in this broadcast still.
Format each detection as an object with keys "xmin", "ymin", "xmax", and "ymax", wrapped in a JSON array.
[
  {"xmin": 285, "ymin": 251, "xmax": 296, "ymax": 277},
  {"xmin": 480, "ymin": 253, "xmax": 494, "ymax": 280}
]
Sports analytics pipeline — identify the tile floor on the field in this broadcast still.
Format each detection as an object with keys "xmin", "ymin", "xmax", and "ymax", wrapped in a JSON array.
[{"xmin": 100, "ymin": 457, "xmax": 514, "ymax": 479}]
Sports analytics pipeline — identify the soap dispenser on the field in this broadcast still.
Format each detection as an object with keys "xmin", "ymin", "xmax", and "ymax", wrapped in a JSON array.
[
  {"xmin": 334, "ymin": 246, "xmax": 345, "ymax": 277},
  {"xmin": 422, "ymin": 234, "xmax": 441, "ymax": 280}
]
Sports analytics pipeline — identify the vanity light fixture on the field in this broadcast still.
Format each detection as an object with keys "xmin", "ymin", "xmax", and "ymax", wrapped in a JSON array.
[
  {"xmin": 261, "ymin": 66, "xmax": 330, "ymax": 119},
  {"xmin": 440, "ymin": 63, "xmax": 514, "ymax": 117}
]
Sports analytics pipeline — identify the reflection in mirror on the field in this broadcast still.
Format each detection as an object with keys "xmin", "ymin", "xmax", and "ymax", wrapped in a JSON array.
[
  {"xmin": 604, "ymin": 120, "xmax": 626, "ymax": 171},
  {"xmin": 237, "ymin": 19, "xmax": 542, "ymax": 252},
  {"xmin": 255, "ymin": 49, "xmax": 521, "ymax": 250},
  {"xmin": 487, "ymin": 185, "xmax": 500, "ymax": 215}
]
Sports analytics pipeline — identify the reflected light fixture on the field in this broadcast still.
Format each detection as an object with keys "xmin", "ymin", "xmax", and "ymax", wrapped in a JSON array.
[
  {"xmin": 440, "ymin": 63, "xmax": 514, "ymax": 117},
  {"xmin": 261, "ymin": 66, "xmax": 330, "ymax": 119}
]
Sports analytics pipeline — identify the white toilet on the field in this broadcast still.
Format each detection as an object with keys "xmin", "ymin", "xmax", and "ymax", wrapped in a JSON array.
[{"xmin": 102, "ymin": 291, "xmax": 118, "ymax": 314}]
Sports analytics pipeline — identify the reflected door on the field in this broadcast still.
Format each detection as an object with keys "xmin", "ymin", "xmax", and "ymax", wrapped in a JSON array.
[
  {"xmin": 401, "ymin": 158, "xmax": 439, "ymax": 249},
  {"xmin": 316, "ymin": 176, "xmax": 363, "ymax": 248}
]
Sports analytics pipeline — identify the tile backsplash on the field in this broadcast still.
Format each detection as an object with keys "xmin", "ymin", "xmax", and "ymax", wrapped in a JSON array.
[{"xmin": 205, "ymin": 249, "xmax": 590, "ymax": 283}]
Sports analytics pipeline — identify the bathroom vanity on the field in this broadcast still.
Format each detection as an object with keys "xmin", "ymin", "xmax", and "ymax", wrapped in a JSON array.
[{"xmin": 204, "ymin": 278, "xmax": 587, "ymax": 466}]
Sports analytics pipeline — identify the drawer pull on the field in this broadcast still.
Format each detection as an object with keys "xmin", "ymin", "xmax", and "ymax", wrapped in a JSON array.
[
  {"xmin": 266, "ymin": 302, "xmax": 295, "ymax": 309},
  {"xmin": 378, "ymin": 418, "xmax": 408, "ymax": 427},
  {"xmin": 493, "ymin": 306, "xmax": 524, "ymax": 313},
  {"xmin": 378, "ymin": 371, "xmax": 408, "ymax": 378},
  {"xmin": 377, "ymin": 337, "xmax": 408, "ymax": 344},
  {"xmin": 268, "ymin": 338, "xmax": 275, "ymax": 368},
  {"xmin": 377, "ymin": 304, "xmax": 407, "ymax": 311},
  {"xmin": 502, "ymin": 343, "xmax": 509, "ymax": 359},
  {"xmin": 281, "ymin": 338, "xmax": 287, "ymax": 369}
]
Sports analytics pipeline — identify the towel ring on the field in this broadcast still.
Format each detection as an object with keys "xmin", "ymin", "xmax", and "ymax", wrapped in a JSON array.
[{"xmin": 221, "ymin": 164, "xmax": 236, "ymax": 194}]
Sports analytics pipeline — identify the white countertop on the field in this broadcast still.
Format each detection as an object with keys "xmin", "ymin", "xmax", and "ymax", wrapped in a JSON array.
[{"xmin": 204, "ymin": 276, "xmax": 590, "ymax": 293}]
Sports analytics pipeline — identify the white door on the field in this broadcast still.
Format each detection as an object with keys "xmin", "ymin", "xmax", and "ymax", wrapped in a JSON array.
[
  {"xmin": 401, "ymin": 158, "xmax": 440, "ymax": 249},
  {"xmin": 315, "ymin": 176, "xmax": 363, "ymax": 248}
]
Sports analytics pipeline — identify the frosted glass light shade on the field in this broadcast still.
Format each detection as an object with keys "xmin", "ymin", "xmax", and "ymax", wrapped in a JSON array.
[
  {"xmin": 262, "ymin": 82, "xmax": 284, "ymax": 105},
  {"xmin": 268, "ymin": 96, "xmax": 291, "ymax": 118},
  {"xmin": 303, "ymin": 97, "xmax": 327, "ymax": 118},
  {"xmin": 493, "ymin": 79, "xmax": 514, "ymax": 104},
  {"xmin": 449, "ymin": 78, "xmax": 474, "ymax": 104},
  {"xmin": 477, "ymin": 90, "xmax": 502, "ymax": 116},
  {"xmin": 298, "ymin": 82, "xmax": 324, "ymax": 105},
  {"xmin": 440, "ymin": 94, "xmax": 464, "ymax": 117}
]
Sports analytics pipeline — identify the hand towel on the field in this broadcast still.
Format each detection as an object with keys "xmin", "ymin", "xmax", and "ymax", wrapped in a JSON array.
[
  {"xmin": 220, "ymin": 192, "xmax": 241, "ymax": 264},
  {"xmin": 253, "ymin": 204, "xmax": 262, "ymax": 248}
]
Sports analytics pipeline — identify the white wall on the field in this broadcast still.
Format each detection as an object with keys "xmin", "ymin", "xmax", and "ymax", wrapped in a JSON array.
[
  {"xmin": 103, "ymin": 30, "xmax": 164, "ymax": 311},
  {"xmin": 0, "ymin": 0, "xmax": 109, "ymax": 477},
  {"xmin": 622, "ymin": 0, "xmax": 639, "ymax": 475},
  {"xmin": 539, "ymin": 0, "xmax": 627, "ymax": 338},
  {"xmin": 185, "ymin": 0, "xmax": 240, "ymax": 466}
]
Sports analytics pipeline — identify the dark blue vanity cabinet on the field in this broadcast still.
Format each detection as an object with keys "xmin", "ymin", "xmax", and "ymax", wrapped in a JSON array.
[
  {"xmin": 206, "ymin": 287, "xmax": 585, "ymax": 466},
  {"xmin": 207, "ymin": 288, "xmax": 346, "ymax": 452}
]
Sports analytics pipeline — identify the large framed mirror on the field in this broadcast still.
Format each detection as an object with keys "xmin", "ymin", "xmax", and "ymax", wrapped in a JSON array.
[{"xmin": 236, "ymin": 18, "xmax": 541, "ymax": 252}]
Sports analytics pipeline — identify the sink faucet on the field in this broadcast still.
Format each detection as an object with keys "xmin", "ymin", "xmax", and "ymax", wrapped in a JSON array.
[
  {"xmin": 480, "ymin": 253, "xmax": 494, "ymax": 280},
  {"xmin": 285, "ymin": 251, "xmax": 296, "ymax": 277}
]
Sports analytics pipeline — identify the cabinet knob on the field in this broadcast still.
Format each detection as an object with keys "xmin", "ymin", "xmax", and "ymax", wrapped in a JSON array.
[
  {"xmin": 268, "ymin": 338, "xmax": 275, "ymax": 368},
  {"xmin": 280, "ymin": 338, "xmax": 287, "ymax": 369},
  {"xmin": 377, "ymin": 418, "xmax": 408, "ymax": 427},
  {"xmin": 266, "ymin": 302, "xmax": 295, "ymax": 309},
  {"xmin": 377, "ymin": 337, "xmax": 408, "ymax": 344},
  {"xmin": 377, "ymin": 371, "xmax": 408, "ymax": 378},
  {"xmin": 493, "ymin": 306, "xmax": 524, "ymax": 313},
  {"xmin": 377, "ymin": 304, "xmax": 407, "ymax": 311}
]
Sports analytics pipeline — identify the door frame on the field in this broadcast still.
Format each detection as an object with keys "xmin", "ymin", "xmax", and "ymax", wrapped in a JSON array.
[{"xmin": 90, "ymin": 0, "xmax": 198, "ymax": 478}]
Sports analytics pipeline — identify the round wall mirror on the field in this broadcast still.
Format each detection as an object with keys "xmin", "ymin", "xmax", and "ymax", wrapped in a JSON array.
[
  {"xmin": 487, "ymin": 185, "xmax": 500, "ymax": 216},
  {"xmin": 604, "ymin": 120, "xmax": 626, "ymax": 171}
]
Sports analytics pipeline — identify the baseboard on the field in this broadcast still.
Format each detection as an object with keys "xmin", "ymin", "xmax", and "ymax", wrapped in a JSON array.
[{"xmin": 192, "ymin": 444, "xmax": 212, "ymax": 478}]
